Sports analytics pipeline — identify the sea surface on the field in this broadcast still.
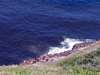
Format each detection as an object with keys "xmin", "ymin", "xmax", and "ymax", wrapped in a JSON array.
[{"xmin": 0, "ymin": 0, "xmax": 100, "ymax": 65}]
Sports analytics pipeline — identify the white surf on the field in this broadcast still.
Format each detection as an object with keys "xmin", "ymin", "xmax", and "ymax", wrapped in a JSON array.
[{"xmin": 48, "ymin": 38, "xmax": 94, "ymax": 55}]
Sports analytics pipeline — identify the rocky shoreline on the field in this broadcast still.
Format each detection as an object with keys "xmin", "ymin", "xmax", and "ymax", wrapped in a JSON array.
[{"xmin": 21, "ymin": 41, "xmax": 95, "ymax": 65}]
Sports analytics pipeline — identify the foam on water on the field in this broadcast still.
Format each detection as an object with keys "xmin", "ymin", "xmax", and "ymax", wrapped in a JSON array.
[{"xmin": 48, "ymin": 38, "xmax": 94, "ymax": 54}]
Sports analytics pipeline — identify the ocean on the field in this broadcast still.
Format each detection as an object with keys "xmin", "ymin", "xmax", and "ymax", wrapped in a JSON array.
[{"xmin": 0, "ymin": 0, "xmax": 100, "ymax": 65}]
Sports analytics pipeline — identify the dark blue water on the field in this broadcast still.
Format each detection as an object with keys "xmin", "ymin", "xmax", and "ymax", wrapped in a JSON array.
[{"xmin": 0, "ymin": 0, "xmax": 100, "ymax": 65}]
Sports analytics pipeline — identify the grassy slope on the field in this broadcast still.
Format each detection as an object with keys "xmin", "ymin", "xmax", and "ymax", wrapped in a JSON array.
[
  {"xmin": 58, "ymin": 41, "xmax": 100, "ymax": 75},
  {"xmin": 59, "ymin": 48, "xmax": 100, "ymax": 75},
  {"xmin": 0, "ymin": 41, "xmax": 100, "ymax": 75}
]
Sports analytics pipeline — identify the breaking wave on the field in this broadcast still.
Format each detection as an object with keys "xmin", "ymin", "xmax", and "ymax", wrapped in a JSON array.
[{"xmin": 48, "ymin": 38, "xmax": 94, "ymax": 54}]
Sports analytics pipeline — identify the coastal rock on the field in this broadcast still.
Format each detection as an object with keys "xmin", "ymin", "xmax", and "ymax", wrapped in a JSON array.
[{"xmin": 21, "ymin": 42, "xmax": 94, "ymax": 65}]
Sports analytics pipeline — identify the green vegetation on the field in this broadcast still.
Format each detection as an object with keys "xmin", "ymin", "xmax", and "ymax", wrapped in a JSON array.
[
  {"xmin": 0, "ymin": 48, "xmax": 100, "ymax": 75},
  {"xmin": 0, "ymin": 65, "xmax": 68, "ymax": 75},
  {"xmin": 0, "ymin": 66, "xmax": 32, "ymax": 75},
  {"xmin": 59, "ymin": 48, "xmax": 100, "ymax": 75}
]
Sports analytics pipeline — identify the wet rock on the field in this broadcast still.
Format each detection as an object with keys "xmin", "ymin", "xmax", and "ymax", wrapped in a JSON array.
[{"xmin": 20, "ymin": 42, "xmax": 94, "ymax": 65}]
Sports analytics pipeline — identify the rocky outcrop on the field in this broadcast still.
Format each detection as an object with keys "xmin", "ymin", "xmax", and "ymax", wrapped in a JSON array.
[
  {"xmin": 72, "ymin": 42, "xmax": 93, "ymax": 50},
  {"xmin": 21, "ymin": 42, "xmax": 95, "ymax": 65}
]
